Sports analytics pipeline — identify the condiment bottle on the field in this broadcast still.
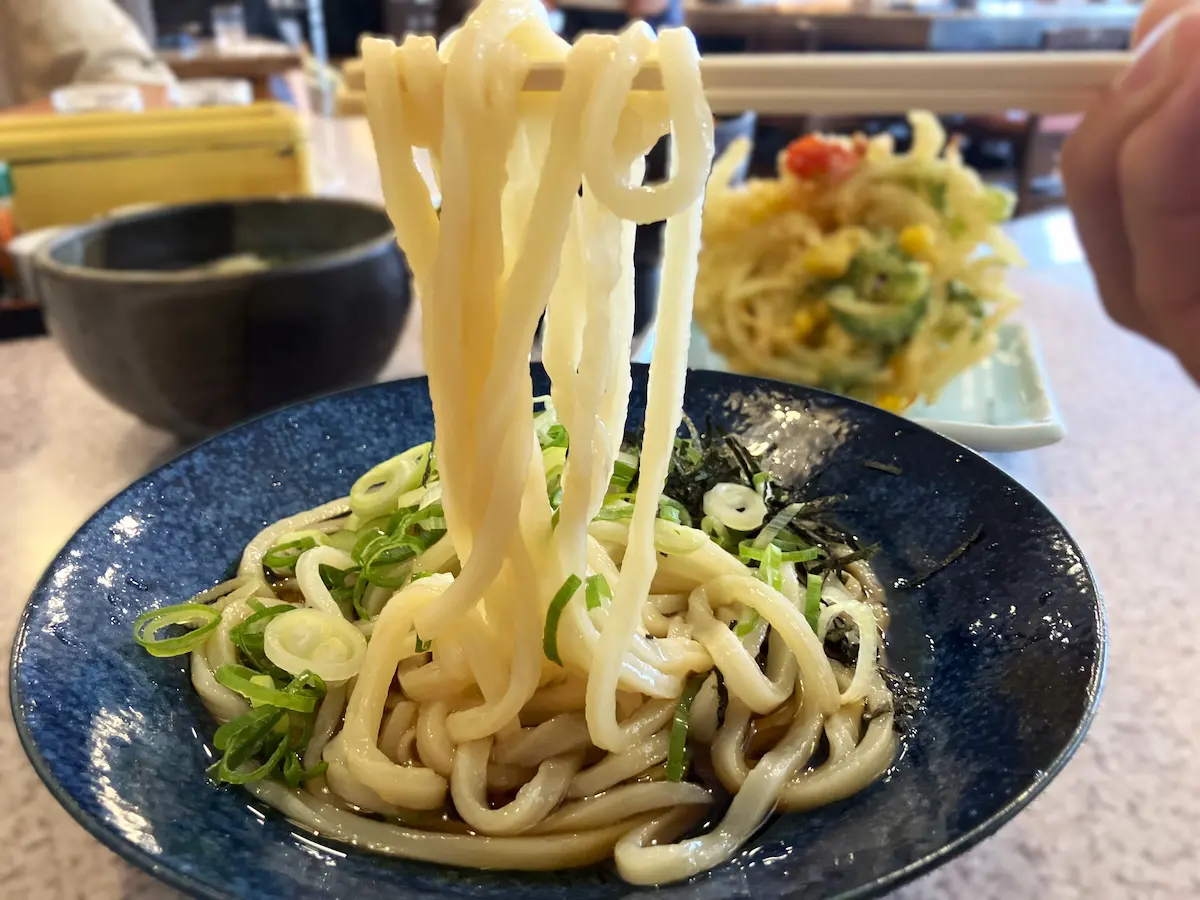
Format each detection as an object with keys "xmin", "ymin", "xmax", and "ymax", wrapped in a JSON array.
[{"xmin": 0, "ymin": 162, "xmax": 15, "ymax": 298}]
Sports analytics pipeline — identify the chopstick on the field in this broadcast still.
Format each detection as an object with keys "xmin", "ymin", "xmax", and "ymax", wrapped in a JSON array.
[
  {"xmin": 344, "ymin": 51, "xmax": 1129, "ymax": 115},
  {"xmin": 525, "ymin": 51, "xmax": 1129, "ymax": 114}
]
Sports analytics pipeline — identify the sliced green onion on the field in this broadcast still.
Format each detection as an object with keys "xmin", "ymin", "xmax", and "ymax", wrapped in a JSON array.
[
  {"xmin": 212, "ymin": 708, "xmax": 263, "ymax": 752},
  {"xmin": 773, "ymin": 528, "xmax": 810, "ymax": 551},
  {"xmin": 421, "ymin": 444, "xmax": 437, "ymax": 486},
  {"xmin": 615, "ymin": 449, "xmax": 639, "ymax": 472},
  {"xmin": 351, "ymin": 519, "xmax": 391, "ymax": 563},
  {"xmin": 286, "ymin": 671, "xmax": 328, "ymax": 696},
  {"xmin": 752, "ymin": 471, "xmax": 771, "ymax": 496},
  {"xmin": 246, "ymin": 673, "xmax": 276, "ymax": 708},
  {"xmin": 805, "ymin": 573, "xmax": 823, "ymax": 632},
  {"xmin": 415, "ymin": 633, "xmax": 432, "ymax": 653},
  {"xmin": 601, "ymin": 491, "xmax": 635, "ymax": 505},
  {"xmin": 543, "ymin": 446, "xmax": 568, "ymax": 475},
  {"xmin": 322, "ymin": 530, "xmax": 358, "ymax": 553},
  {"xmin": 738, "ymin": 542, "xmax": 764, "ymax": 562},
  {"xmin": 349, "ymin": 443, "xmax": 431, "ymax": 520},
  {"xmin": 760, "ymin": 543, "xmax": 784, "ymax": 592},
  {"xmin": 319, "ymin": 564, "xmax": 360, "ymax": 617},
  {"xmin": 318, "ymin": 563, "xmax": 357, "ymax": 592},
  {"xmin": 282, "ymin": 750, "xmax": 328, "ymax": 788},
  {"xmin": 210, "ymin": 732, "xmax": 290, "ymax": 785},
  {"xmin": 666, "ymin": 675, "xmax": 705, "ymax": 781},
  {"xmin": 672, "ymin": 436, "xmax": 703, "ymax": 470},
  {"xmin": 215, "ymin": 664, "xmax": 320, "ymax": 712},
  {"xmin": 243, "ymin": 599, "xmax": 268, "ymax": 622},
  {"xmin": 751, "ymin": 502, "xmax": 805, "ymax": 552},
  {"xmin": 782, "ymin": 547, "xmax": 821, "ymax": 563},
  {"xmin": 207, "ymin": 702, "xmax": 315, "ymax": 785},
  {"xmin": 654, "ymin": 520, "xmax": 708, "ymax": 556},
  {"xmin": 610, "ymin": 452, "xmax": 639, "ymax": 492},
  {"xmin": 658, "ymin": 496, "xmax": 692, "ymax": 526},
  {"xmin": 133, "ymin": 603, "xmax": 222, "ymax": 658},
  {"xmin": 703, "ymin": 482, "xmax": 767, "ymax": 532},
  {"xmin": 595, "ymin": 502, "xmax": 635, "ymax": 521},
  {"xmin": 585, "ymin": 574, "xmax": 612, "ymax": 610},
  {"xmin": 264, "ymin": 608, "xmax": 367, "ymax": 683},
  {"xmin": 542, "ymin": 574, "xmax": 582, "ymax": 665},
  {"xmin": 700, "ymin": 515, "xmax": 738, "ymax": 554},
  {"xmin": 361, "ymin": 535, "xmax": 424, "ymax": 587},
  {"xmin": 407, "ymin": 503, "xmax": 446, "ymax": 529},
  {"xmin": 361, "ymin": 583, "xmax": 393, "ymax": 620},
  {"xmin": 540, "ymin": 423, "xmax": 569, "ymax": 450},
  {"xmin": 533, "ymin": 404, "xmax": 559, "ymax": 447},
  {"xmin": 738, "ymin": 541, "xmax": 820, "ymax": 564},
  {"xmin": 734, "ymin": 610, "xmax": 761, "ymax": 638},
  {"xmin": 262, "ymin": 536, "xmax": 318, "ymax": 572},
  {"xmin": 394, "ymin": 487, "xmax": 425, "ymax": 511},
  {"xmin": 351, "ymin": 573, "xmax": 370, "ymax": 620},
  {"xmin": 384, "ymin": 506, "xmax": 415, "ymax": 535},
  {"xmin": 211, "ymin": 706, "xmax": 283, "ymax": 762},
  {"xmin": 229, "ymin": 603, "xmax": 294, "ymax": 676}
]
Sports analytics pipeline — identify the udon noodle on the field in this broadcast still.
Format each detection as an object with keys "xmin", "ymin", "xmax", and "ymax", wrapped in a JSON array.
[{"xmin": 132, "ymin": 0, "xmax": 898, "ymax": 884}]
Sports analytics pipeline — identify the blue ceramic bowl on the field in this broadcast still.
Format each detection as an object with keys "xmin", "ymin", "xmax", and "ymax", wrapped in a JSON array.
[{"xmin": 10, "ymin": 367, "xmax": 1105, "ymax": 899}]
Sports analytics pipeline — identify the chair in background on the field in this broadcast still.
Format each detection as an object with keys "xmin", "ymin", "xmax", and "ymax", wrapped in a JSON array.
[
  {"xmin": 950, "ymin": 27, "xmax": 1127, "ymax": 215},
  {"xmin": 384, "ymin": 0, "xmax": 441, "ymax": 38},
  {"xmin": 1013, "ymin": 27, "xmax": 1129, "ymax": 215}
]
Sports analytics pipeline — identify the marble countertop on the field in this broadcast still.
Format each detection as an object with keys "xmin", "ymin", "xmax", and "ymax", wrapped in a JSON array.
[{"xmin": 2, "ymin": 117, "xmax": 1198, "ymax": 899}]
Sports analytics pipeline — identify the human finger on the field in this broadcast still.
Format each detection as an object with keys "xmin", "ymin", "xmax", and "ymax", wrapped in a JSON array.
[
  {"xmin": 1119, "ymin": 15, "xmax": 1200, "ymax": 379},
  {"xmin": 1061, "ymin": 9, "xmax": 1190, "ymax": 338}
]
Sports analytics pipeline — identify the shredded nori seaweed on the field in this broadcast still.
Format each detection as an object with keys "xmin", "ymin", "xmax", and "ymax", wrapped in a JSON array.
[
  {"xmin": 864, "ymin": 460, "xmax": 902, "ymax": 476},
  {"xmin": 896, "ymin": 525, "xmax": 984, "ymax": 589}
]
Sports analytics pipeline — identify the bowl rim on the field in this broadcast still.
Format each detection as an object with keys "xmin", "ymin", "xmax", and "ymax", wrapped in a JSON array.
[
  {"xmin": 8, "ymin": 369, "xmax": 1109, "ymax": 900},
  {"xmin": 33, "ymin": 195, "xmax": 399, "ymax": 285}
]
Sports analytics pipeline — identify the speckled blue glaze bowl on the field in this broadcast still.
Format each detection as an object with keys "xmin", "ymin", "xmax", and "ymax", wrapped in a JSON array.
[{"xmin": 11, "ymin": 367, "xmax": 1105, "ymax": 900}]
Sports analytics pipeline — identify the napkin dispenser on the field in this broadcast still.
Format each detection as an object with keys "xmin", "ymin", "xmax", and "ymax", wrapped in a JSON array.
[{"xmin": 0, "ymin": 103, "xmax": 312, "ymax": 232}]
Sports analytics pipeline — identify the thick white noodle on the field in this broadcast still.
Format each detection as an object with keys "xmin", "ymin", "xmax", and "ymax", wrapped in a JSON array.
[
  {"xmin": 296, "ymin": 546, "xmax": 357, "ymax": 617},
  {"xmin": 237, "ymin": 498, "xmax": 350, "ymax": 581},
  {"xmin": 193, "ymin": 2, "xmax": 902, "ymax": 884},
  {"xmin": 585, "ymin": 27, "xmax": 714, "ymax": 753}
]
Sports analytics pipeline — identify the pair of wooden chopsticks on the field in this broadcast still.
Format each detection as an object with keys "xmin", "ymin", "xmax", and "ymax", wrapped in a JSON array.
[
  {"xmin": 524, "ymin": 52, "xmax": 1129, "ymax": 114},
  {"xmin": 342, "ymin": 52, "xmax": 1129, "ymax": 116}
]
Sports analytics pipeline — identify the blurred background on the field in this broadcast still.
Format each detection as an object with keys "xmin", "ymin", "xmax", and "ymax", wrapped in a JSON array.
[
  {"xmin": 0, "ymin": 0, "xmax": 1137, "ymax": 336},
  {"xmin": 0, "ymin": 0, "xmax": 1139, "ymax": 399}
]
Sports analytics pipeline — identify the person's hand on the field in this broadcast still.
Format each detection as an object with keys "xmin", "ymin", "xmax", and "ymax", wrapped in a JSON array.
[{"xmin": 1061, "ymin": 0, "xmax": 1200, "ymax": 380}]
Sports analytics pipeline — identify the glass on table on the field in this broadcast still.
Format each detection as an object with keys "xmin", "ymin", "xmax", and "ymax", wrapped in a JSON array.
[{"xmin": 212, "ymin": 3, "xmax": 248, "ymax": 51}]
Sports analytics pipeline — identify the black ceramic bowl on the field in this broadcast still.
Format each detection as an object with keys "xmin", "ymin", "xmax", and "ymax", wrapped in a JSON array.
[
  {"xmin": 11, "ymin": 367, "xmax": 1105, "ymax": 900},
  {"xmin": 34, "ymin": 197, "xmax": 411, "ymax": 440}
]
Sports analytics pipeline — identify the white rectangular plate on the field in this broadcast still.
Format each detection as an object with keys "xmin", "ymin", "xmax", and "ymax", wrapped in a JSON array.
[{"xmin": 635, "ymin": 319, "xmax": 1065, "ymax": 454}]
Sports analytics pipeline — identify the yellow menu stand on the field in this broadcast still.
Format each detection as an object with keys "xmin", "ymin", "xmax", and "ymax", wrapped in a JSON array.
[{"xmin": 0, "ymin": 102, "xmax": 312, "ymax": 232}]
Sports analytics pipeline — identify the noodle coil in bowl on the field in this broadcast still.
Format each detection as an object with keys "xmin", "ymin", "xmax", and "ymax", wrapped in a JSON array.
[{"xmin": 12, "ymin": 367, "xmax": 1104, "ymax": 900}]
